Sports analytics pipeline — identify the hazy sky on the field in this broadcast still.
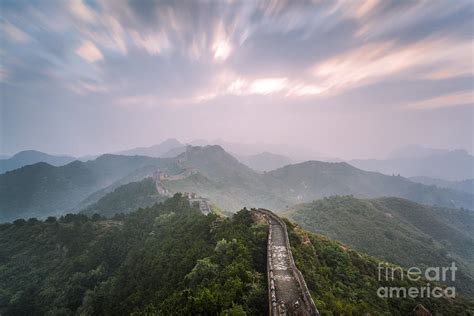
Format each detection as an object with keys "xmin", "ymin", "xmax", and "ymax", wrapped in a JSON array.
[{"xmin": 1, "ymin": 0, "xmax": 473, "ymax": 159}]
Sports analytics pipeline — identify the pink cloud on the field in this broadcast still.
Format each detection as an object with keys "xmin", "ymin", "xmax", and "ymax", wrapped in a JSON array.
[{"xmin": 75, "ymin": 40, "xmax": 103, "ymax": 63}]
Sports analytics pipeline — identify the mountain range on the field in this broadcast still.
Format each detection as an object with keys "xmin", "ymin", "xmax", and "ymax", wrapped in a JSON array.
[
  {"xmin": 1, "ymin": 145, "xmax": 473, "ymax": 222},
  {"xmin": 180, "ymin": 138, "xmax": 334, "ymax": 162},
  {"xmin": 263, "ymin": 160, "xmax": 473, "ymax": 209},
  {"xmin": 163, "ymin": 146, "xmax": 474, "ymax": 212},
  {"xmin": 2, "ymin": 145, "xmax": 474, "ymax": 313},
  {"xmin": 113, "ymin": 139, "xmax": 295, "ymax": 171},
  {"xmin": 114, "ymin": 138, "xmax": 183, "ymax": 157},
  {"xmin": 351, "ymin": 145, "xmax": 474, "ymax": 181},
  {"xmin": 232, "ymin": 151, "xmax": 292, "ymax": 172},
  {"xmin": 6, "ymin": 142, "xmax": 472, "ymax": 182},
  {"xmin": 0, "ymin": 150, "xmax": 75, "ymax": 174},
  {"xmin": 410, "ymin": 176, "xmax": 474, "ymax": 195},
  {"xmin": 0, "ymin": 155, "xmax": 181, "ymax": 222}
]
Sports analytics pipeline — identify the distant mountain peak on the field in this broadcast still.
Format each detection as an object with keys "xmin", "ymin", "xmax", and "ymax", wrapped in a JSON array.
[
  {"xmin": 0, "ymin": 150, "xmax": 76, "ymax": 174},
  {"xmin": 12, "ymin": 150, "xmax": 44, "ymax": 157},
  {"xmin": 174, "ymin": 144, "xmax": 257, "ymax": 182},
  {"xmin": 160, "ymin": 138, "xmax": 182, "ymax": 146},
  {"xmin": 179, "ymin": 144, "xmax": 234, "ymax": 160},
  {"xmin": 352, "ymin": 146, "xmax": 474, "ymax": 181},
  {"xmin": 11, "ymin": 150, "xmax": 73, "ymax": 159},
  {"xmin": 284, "ymin": 159, "xmax": 353, "ymax": 169},
  {"xmin": 115, "ymin": 139, "xmax": 184, "ymax": 158}
]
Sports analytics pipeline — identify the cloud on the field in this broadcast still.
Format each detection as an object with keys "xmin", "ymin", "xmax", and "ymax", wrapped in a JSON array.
[
  {"xmin": 212, "ymin": 21, "xmax": 233, "ymax": 62},
  {"xmin": 69, "ymin": 0, "xmax": 96, "ymax": 23},
  {"xmin": 351, "ymin": 0, "xmax": 381, "ymax": 19},
  {"xmin": 116, "ymin": 94, "xmax": 162, "ymax": 108},
  {"xmin": 130, "ymin": 31, "xmax": 170, "ymax": 55},
  {"xmin": 75, "ymin": 40, "xmax": 103, "ymax": 63},
  {"xmin": 286, "ymin": 84, "xmax": 324, "ymax": 97},
  {"xmin": 1, "ymin": 0, "xmax": 473, "ymax": 157},
  {"xmin": 68, "ymin": 80, "xmax": 108, "ymax": 95},
  {"xmin": 403, "ymin": 91, "xmax": 473, "ymax": 110},
  {"xmin": 213, "ymin": 39, "xmax": 232, "ymax": 61},
  {"xmin": 228, "ymin": 77, "xmax": 323, "ymax": 98},
  {"xmin": 0, "ymin": 68, "xmax": 8, "ymax": 82},
  {"xmin": 310, "ymin": 36, "xmax": 473, "ymax": 97},
  {"xmin": 1, "ymin": 21, "xmax": 30, "ymax": 43},
  {"xmin": 191, "ymin": 72, "xmax": 325, "ymax": 102},
  {"xmin": 249, "ymin": 78, "xmax": 287, "ymax": 95}
]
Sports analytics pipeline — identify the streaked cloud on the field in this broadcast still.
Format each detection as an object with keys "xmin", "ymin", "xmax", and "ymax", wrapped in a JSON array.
[
  {"xmin": 403, "ymin": 91, "xmax": 473, "ymax": 110},
  {"xmin": 130, "ymin": 31, "xmax": 170, "ymax": 55},
  {"xmin": 311, "ymin": 36, "xmax": 473, "ymax": 97},
  {"xmin": 249, "ymin": 78, "xmax": 287, "ymax": 95},
  {"xmin": 75, "ymin": 40, "xmax": 103, "ymax": 63},
  {"xmin": 0, "ymin": 68, "xmax": 8, "ymax": 82},
  {"xmin": 1, "ymin": 21, "xmax": 30, "ymax": 43},
  {"xmin": 213, "ymin": 39, "xmax": 232, "ymax": 61},
  {"xmin": 212, "ymin": 21, "xmax": 233, "ymax": 62},
  {"xmin": 68, "ymin": 0, "xmax": 96, "ymax": 23},
  {"xmin": 224, "ymin": 77, "xmax": 323, "ymax": 98},
  {"xmin": 1, "ymin": 0, "xmax": 472, "ymax": 158},
  {"xmin": 351, "ymin": 0, "xmax": 380, "ymax": 19},
  {"xmin": 68, "ymin": 80, "xmax": 108, "ymax": 95}
]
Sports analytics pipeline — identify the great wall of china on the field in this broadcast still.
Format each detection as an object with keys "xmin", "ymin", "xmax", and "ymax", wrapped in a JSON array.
[
  {"xmin": 151, "ymin": 168, "xmax": 318, "ymax": 314},
  {"xmin": 254, "ymin": 208, "xmax": 320, "ymax": 316}
]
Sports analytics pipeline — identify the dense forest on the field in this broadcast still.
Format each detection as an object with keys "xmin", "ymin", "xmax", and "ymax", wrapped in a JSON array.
[
  {"xmin": 1, "ymin": 194, "xmax": 473, "ymax": 315},
  {"xmin": 285, "ymin": 219, "xmax": 474, "ymax": 315},
  {"xmin": 81, "ymin": 177, "xmax": 166, "ymax": 217},
  {"xmin": 286, "ymin": 196, "xmax": 474, "ymax": 297},
  {"xmin": 0, "ymin": 194, "xmax": 267, "ymax": 315}
]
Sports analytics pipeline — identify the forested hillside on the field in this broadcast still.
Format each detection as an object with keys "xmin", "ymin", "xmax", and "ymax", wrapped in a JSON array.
[
  {"xmin": 286, "ymin": 220, "xmax": 474, "ymax": 314},
  {"xmin": 1, "ymin": 195, "xmax": 473, "ymax": 315},
  {"xmin": 0, "ymin": 194, "xmax": 267, "ymax": 315},
  {"xmin": 264, "ymin": 160, "xmax": 474, "ymax": 210},
  {"xmin": 81, "ymin": 178, "xmax": 166, "ymax": 217},
  {"xmin": 286, "ymin": 196, "xmax": 474, "ymax": 296},
  {"xmin": 161, "ymin": 146, "xmax": 474, "ymax": 212},
  {"xmin": 0, "ymin": 155, "xmax": 180, "ymax": 222}
]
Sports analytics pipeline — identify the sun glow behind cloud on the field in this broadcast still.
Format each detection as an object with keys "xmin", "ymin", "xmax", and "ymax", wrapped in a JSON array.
[
  {"xmin": 1, "ymin": 0, "xmax": 473, "ymax": 157},
  {"xmin": 2, "ymin": 0, "xmax": 471, "ymax": 103},
  {"xmin": 213, "ymin": 40, "xmax": 232, "ymax": 61},
  {"xmin": 249, "ymin": 78, "xmax": 288, "ymax": 95}
]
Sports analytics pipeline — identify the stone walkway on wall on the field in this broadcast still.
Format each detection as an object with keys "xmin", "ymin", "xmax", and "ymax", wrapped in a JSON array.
[
  {"xmin": 269, "ymin": 216, "xmax": 302, "ymax": 307},
  {"xmin": 262, "ymin": 209, "xmax": 319, "ymax": 316}
]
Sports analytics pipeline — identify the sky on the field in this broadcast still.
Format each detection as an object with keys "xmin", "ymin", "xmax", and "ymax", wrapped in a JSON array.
[{"xmin": 1, "ymin": 0, "xmax": 473, "ymax": 159}]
